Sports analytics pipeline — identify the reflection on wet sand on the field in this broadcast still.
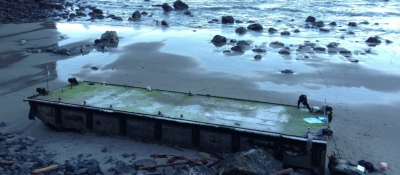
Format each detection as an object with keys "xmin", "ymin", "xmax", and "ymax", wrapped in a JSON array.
[{"xmin": 54, "ymin": 23, "xmax": 400, "ymax": 106}]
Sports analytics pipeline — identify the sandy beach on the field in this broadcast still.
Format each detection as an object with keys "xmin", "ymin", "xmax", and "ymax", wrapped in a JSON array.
[{"xmin": 1, "ymin": 4, "xmax": 400, "ymax": 174}]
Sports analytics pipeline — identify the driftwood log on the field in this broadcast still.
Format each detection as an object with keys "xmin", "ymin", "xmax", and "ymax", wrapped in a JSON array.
[
  {"xmin": 31, "ymin": 164, "xmax": 60, "ymax": 174},
  {"xmin": 140, "ymin": 160, "xmax": 193, "ymax": 170},
  {"xmin": 142, "ymin": 154, "xmax": 208, "ymax": 170},
  {"xmin": 270, "ymin": 168, "xmax": 294, "ymax": 175},
  {"xmin": 0, "ymin": 160, "xmax": 15, "ymax": 165}
]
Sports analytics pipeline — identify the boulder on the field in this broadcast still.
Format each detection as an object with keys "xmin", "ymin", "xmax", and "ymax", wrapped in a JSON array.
[
  {"xmin": 365, "ymin": 36, "xmax": 381, "ymax": 44},
  {"xmin": 252, "ymin": 48, "xmax": 266, "ymax": 53},
  {"xmin": 97, "ymin": 31, "xmax": 119, "ymax": 47},
  {"xmin": 219, "ymin": 149, "xmax": 282, "ymax": 175},
  {"xmin": 314, "ymin": 47, "xmax": 326, "ymax": 52},
  {"xmin": 313, "ymin": 21, "xmax": 324, "ymax": 27},
  {"xmin": 231, "ymin": 45, "xmax": 245, "ymax": 53},
  {"xmin": 305, "ymin": 16, "xmax": 316, "ymax": 22},
  {"xmin": 235, "ymin": 27, "xmax": 247, "ymax": 34},
  {"xmin": 348, "ymin": 22, "xmax": 357, "ymax": 26},
  {"xmin": 131, "ymin": 11, "xmax": 141, "ymax": 20},
  {"xmin": 281, "ymin": 69, "xmax": 294, "ymax": 74},
  {"xmin": 268, "ymin": 27, "xmax": 277, "ymax": 33},
  {"xmin": 254, "ymin": 55, "xmax": 262, "ymax": 60},
  {"xmin": 161, "ymin": 20, "xmax": 169, "ymax": 26},
  {"xmin": 329, "ymin": 22, "xmax": 337, "ymax": 26},
  {"xmin": 162, "ymin": 3, "xmax": 173, "ymax": 11},
  {"xmin": 270, "ymin": 41, "xmax": 285, "ymax": 47},
  {"xmin": 92, "ymin": 8, "xmax": 103, "ymax": 14},
  {"xmin": 327, "ymin": 42, "xmax": 339, "ymax": 48},
  {"xmin": 236, "ymin": 40, "xmax": 250, "ymax": 46},
  {"xmin": 247, "ymin": 23, "xmax": 263, "ymax": 31},
  {"xmin": 319, "ymin": 28, "xmax": 330, "ymax": 32},
  {"xmin": 278, "ymin": 48, "xmax": 290, "ymax": 55},
  {"xmin": 222, "ymin": 15, "xmax": 234, "ymax": 24},
  {"xmin": 173, "ymin": 0, "xmax": 189, "ymax": 10},
  {"xmin": 112, "ymin": 16, "xmax": 122, "ymax": 21},
  {"xmin": 211, "ymin": 35, "xmax": 227, "ymax": 44},
  {"xmin": 280, "ymin": 31, "xmax": 291, "ymax": 35}
]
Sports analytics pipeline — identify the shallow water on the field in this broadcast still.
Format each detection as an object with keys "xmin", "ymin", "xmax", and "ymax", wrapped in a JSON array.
[{"xmin": 54, "ymin": 0, "xmax": 400, "ymax": 106}]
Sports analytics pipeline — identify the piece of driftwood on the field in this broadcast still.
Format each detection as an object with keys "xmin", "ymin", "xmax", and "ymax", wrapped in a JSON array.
[
  {"xmin": 167, "ymin": 156, "xmax": 185, "ymax": 163},
  {"xmin": 151, "ymin": 154, "xmax": 200, "ymax": 164},
  {"xmin": 147, "ymin": 154, "xmax": 207, "ymax": 169},
  {"xmin": 140, "ymin": 159, "xmax": 204, "ymax": 170},
  {"xmin": 270, "ymin": 168, "xmax": 294, "ymax": 175},
  {"xmin": 31, "ymin": 164, "xmax": 60, "ymax": 174},
  {"xmin": 0, "ymin": 160, "xmax": 15, "ymax": 165}
]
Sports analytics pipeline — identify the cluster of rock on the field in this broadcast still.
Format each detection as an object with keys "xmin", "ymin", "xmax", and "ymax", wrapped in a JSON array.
[
  {"xmin": 1, "ymin": 130, "xmax": 303, "ymax": 175},
  {"xmin": 0, "ymin": 0, "xmax": 72, "ymax": 23},
  {"xmin": 24, "ymin": 31, "xmax": 118, "ymax": 56},
  {"xmin": 45, "ymin": 44, "xmax": 95, "ymax": 56},
  {"xmin": 208, "ymin": 13, "xmax": 392, "ymax": 70},
  {"xmin": 0, "ymin": 131, "xmax": 102, "ymax": 175}
]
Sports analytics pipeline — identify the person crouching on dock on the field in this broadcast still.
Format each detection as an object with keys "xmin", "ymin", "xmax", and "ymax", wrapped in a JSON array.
[{"xmin": 297, "ymin": 94, "xmax": 312, "ymax": 112}]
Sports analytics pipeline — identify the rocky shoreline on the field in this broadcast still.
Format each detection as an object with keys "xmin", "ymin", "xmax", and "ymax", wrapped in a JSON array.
[
  {"xmin": 1, "ymin": 131, "xmax": 302, "ymax": 175},
  {"xmin": 1, "ymin": 1, "xmax": 398, "ymax": 175}
]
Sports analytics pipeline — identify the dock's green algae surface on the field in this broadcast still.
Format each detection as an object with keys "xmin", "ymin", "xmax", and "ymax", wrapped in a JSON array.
[{"xmin": 36, "ymin": 82, "xmax": 325, "ymax": 137}]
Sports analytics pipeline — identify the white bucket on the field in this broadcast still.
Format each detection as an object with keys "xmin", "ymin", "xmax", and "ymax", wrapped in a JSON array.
[{"xmin": 380, "ymin": 162, "xmax": 387, "ymax": 171}]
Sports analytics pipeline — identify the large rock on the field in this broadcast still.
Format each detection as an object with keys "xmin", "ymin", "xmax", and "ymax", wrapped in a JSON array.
[
  {"xmin": 237, "ymin": 40, "xmax": 250, "ymax": 46},
  {"xmin": 235, "ymin": 27, "xmax": 247, "ymax": 34},
  {"xmin": 268, "ymin": 27, "xmax": 277, "ymax": 33},
  {"xmin": 252, "ymin": 48, "xmax": 266, "ymax": 53},
  {"xmin": 92, "ymin": 8, "xmax": 103, "ymax": 14},
  {"xmin": 247, "ymin": 23, "xmax": 263, "ymax": 31},
  {"xmin": 365, "ymin": 36, "xmax": 381, "ymax": 44},
  {"xmin": 280, "ymin": 31, "xmax": 291, "ymax": 35},
  {"xmin": 313, "ymin": 20, "xmax": 325, "ymax": 27},
  {"xmin": 162, "ymin": 3, "xmax": 173, "ymax": 11},
  {"xmin": 327, "ymin": 42, "xmax": 339, "ymax": 48},
  {"xmin": 222, "ymin": 15, "xmax": 234, "ymax": 24},
  {"xmin": 96, "ymin": 31, "xmax": 119, "ymax": 47},
  {"xmin": 278, "ymin": 48, "xmax": 291, "ymax": 55},
  {"xmin": 305, "ymin": 16, "xmax": 316, "ymax": 22},
  {"xmin": 231, "ymin": 45, "xmax": 245, "ymax": 53},
  {"xmin": 131, "ymin": 11, "xmax": 141, "ymax": 20},
  {"xmin": 211, "ymin": 35, "xmax": 227, "ymax": 45},
  {"xmin": 348, "ymin": 22, "xmax": 357, "ymax": 26},
  {"xmin": 219, "ymin": 149, "xmax": 282, "ymax": 175},
  {"xmin": 173, "ymin": 0, "xmax": 189, "ymax": 10}
]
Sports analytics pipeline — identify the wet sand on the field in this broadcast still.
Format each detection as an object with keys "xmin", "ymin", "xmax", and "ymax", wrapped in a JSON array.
[{"xmin": 1, "ymin": 22, "xmax": 399, "ymax": 174}]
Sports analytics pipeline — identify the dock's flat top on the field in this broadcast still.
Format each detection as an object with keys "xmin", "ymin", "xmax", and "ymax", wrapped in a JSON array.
[{"xmin": 34, "ymin": 82, "xmax": 326, "ymax": 138}]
